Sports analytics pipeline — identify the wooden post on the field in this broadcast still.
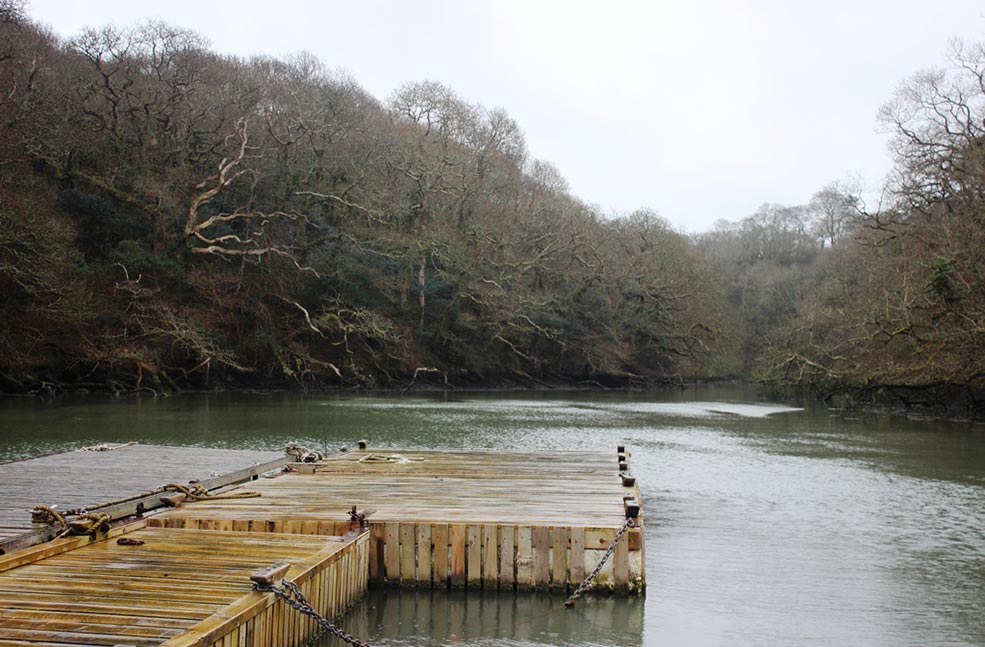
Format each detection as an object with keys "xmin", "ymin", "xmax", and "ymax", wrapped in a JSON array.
[
  {"xmin": 433, "ymin": 524, "xmax": 449, "ymax": 589},
  {"xmin": 481, "ymin": 524, "xmax": 497, "ymax": 589},
  {"xmin": 532, "ymin": 526, "xmax": 550, "ymax": 591},
  {"xmin": 516, "ymin": 526, "xmax": 532, "ymax": 589},
  {"xmin": 416, "ymin": 524, "xmax": 432, "ymax": 587},
  {"xmin": 614, "ymin": 529, "xmax": 630, "ymax": 592},
  {"xmin": 399, "ymin": 523, "xmax": 416, "ymax": 585},
  {"xmin": 449, "ymin": 524, "xmax": 466, "ymax": 589},
  {"xmin": 466, "ymin": 524, "xmax": 482, "ymax": 589},
  {"xmin": 384, "ymin": 522, "xmax": 400, "ymax": 587},
  {"xmin": 499, "ymin": 524, "xmax": 515, "ymax": 590},
  {"xmin": 369, "ymin": 523, "xmax": 386, "ymax": 586},
  {"xmin": 570, "ymin": 526, "xmax": 586, "ymax": 586},
  {"xmin": 550, "ymin": 526, "xmax": 568, "ymax": 591}
]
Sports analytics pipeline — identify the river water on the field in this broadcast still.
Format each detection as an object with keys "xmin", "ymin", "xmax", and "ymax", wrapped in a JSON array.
[{"xmin": 1, "ymin": 385, "xmax": 984, "ymax": 646}]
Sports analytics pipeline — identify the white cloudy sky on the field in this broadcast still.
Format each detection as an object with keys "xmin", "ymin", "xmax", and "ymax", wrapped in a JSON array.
[{"xmin": 26, "ymin": 0, "xmax": 985, "ymax": 232}]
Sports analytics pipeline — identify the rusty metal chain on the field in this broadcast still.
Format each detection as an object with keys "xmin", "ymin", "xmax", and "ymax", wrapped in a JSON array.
[
  {"xmin": 564, "ymin": 517, "xmax": 636, "ymax": 608},
  {"xmin": 252, "ymin": 578, "xmax": 371, "ymax": 647}
]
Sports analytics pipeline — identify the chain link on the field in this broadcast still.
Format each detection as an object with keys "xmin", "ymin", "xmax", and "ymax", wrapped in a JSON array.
[
  {"xmin": 253, "ymin": 578, "xmax": 371, "ymax": 647},
  {"xmin": 564, "ymin": 517, "xmax": 636, "ymax": 608}
]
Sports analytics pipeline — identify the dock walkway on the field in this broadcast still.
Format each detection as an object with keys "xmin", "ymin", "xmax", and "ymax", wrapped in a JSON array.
[
  {"xmin": 150, "ymin": 448, "xmax": 646, "ymax": 593},
  {"xmin": 0, "ymin": 444, "xmax": 644, "ymax": 646},
  {"xmin": 0, "ymin": 523, "xmax": 367, "ymax": 647},
  {"xmin": 0, "ymin": 445, "xmax": 284, "ymax": 545}
]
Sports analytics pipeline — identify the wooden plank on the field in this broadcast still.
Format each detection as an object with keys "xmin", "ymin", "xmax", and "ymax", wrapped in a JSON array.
[
  {"xmin": 0, "ymin": 527, "xmax": 369, "ymax": 647},
  {"xmin": 498, "ymin": 525, "xmax": 515, "ymax": 590},
  {"xmin": 449, "ymin": 524, "xmax": 466, "ymax": 589},
  {"xmin": 614, "ymin": 527, "xmax": 630, "ymax": 591},
  {"xmin": 433, "ymin": 524, "xmax": 449, "ymax": 589},
  {"xmin": 399, "ymin": 523, "xmax": 416, "ymax": 585},
  {"xmin": 416, "ymin": 524, "xmax": 432, "ymax": 587},
  {"xmin": 151, "ymin": 449, "xmax": 636, "ymax": 530},
  {"xmin": 516, "ymin": 526, "xmax": 532, "ymax": 589},
  {"xmin": 570, "ymin": 526, "xmax": 586, "ymax": 586},
  {"xmin": 585, "ymin": 528, "xmax": 617, "ymax": 551},
  {"xmin": 369, "ymin": 523, "xmax": 384, "ymax": 586},
  {"xmin": 481, "ymin": 524, "xmax": 497, "ymax": 589},
  {"xmin": 384, "ymin": 523, "xmax": 400, "ymax": 587},
  {"xmin": 466, "ymin": 525, "xmax": 481, "ymax": 589},
  {"xmin": 550, "ymin": 526, "xmax": 568, "ymax": 591},
  {"xmin": 532, "ymin": 526, "xmax": 550, "ymax": 591},
  {"xmin": 0, "ymin": 520, "xmax": 146, "ymax": 573}
]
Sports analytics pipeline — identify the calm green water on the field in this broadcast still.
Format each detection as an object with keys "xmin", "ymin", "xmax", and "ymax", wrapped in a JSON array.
[{"xmin": 2, "ymin": 385, "xmax": 984, "ymax": 646}]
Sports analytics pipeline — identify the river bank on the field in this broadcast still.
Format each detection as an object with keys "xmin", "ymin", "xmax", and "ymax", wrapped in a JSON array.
[{"xmin": 6, "ymin": 373, "xmax": 984, "ymax": 423}]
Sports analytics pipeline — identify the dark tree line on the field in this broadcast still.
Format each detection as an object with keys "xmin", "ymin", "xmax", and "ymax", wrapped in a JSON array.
[
  {"xmin": 3, "ymin": 3, "xmax": 983, "ymax": 414},
  {"xmin": 697, "ymin": 39, "xmax": 985, "ymax": 414},
  {"xmin": 760, "ymin": 40, "xmax": 985, "ymax": 414},
  {"xmin": 0, "ymin": 7, "xmax": 730, "ymax": 393}
]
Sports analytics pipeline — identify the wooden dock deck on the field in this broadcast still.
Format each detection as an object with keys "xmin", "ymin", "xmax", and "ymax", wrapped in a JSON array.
[
  {"xmin": 149, "ymin": 448, "xmax": 646, "ymax": 593},
  {"xmin": 0, "ymin": 522, "xmax": 368, "ymax": 646},
  {"xmin": 0, "ymin": 444, "xmax": 644, "ymax": 646},
  {"xmin": 0, "ymin": 445, "xmax": 285, "ymax": 548}
]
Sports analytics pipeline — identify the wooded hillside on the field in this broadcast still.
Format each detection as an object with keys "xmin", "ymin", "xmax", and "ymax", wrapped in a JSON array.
[
  {"xmin": 0, "ymin": 6, "xmax": 731, "ymax": 393},
  {"xmin": 2, "ymin": 4, "xmax": 983, "ymax": 413}
]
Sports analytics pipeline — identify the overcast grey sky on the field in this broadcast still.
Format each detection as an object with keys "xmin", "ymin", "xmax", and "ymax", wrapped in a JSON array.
[{"xmin": 26, "ymin": 0, "xmax": 985, "ymax": 232}]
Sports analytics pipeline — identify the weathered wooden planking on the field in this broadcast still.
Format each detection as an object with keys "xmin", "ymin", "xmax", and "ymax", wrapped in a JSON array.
[
  {"xmin": 0, "ymin": 444, "xmax": 285, "ymax": 546},
  {"xmin": 151, "ymin": 449, "xmax": 636, "ymax": 527},
  {"xmin": 148, "ymin": 448, "xmax": 646, "ymax": 594},
  {"xmin": 0, "ymin": 524, "xmax": 367, "ymax": 647}
]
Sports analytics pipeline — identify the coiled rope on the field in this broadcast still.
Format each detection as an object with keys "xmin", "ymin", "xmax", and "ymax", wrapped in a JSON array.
[
  {"xmin": 285, "ymin": 443, "xmax": 325, "ymax": 463},
  {"xmin": 159, "ymin": 483, "xmax": 262, "ymax": 501},
  {"xmin": 31, "ymin": 505, "xmax": 111, "ymax": 538}
]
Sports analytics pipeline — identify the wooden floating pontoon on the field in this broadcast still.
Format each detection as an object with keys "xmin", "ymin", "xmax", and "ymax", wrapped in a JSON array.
[
  {"xmin": 0, "ymin": 445, "xmax": 287, "ymax": 553},
  {"xmin": 149, "ymin": 448, "xmax": 646, "ymax": 594},
  {"xmin": 0, "ymin": 444, "xmax": 644, "ymax": 646},
  {"xmin": 0, "ymin": 523, "xmax": 368, "ymax": 647}
]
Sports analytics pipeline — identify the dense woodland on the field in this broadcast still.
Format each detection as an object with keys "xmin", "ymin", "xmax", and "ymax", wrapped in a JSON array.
[{"xmin": 1, "ymin": 4, "xmax": 983, "ymax": 414}]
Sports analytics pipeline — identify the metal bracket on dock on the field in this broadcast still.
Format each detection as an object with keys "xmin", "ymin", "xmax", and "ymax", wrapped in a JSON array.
[
  {"xmin": 160, "ymin": 493, "xmax": 186, "ymax": 507},
  {"xmin": 623, "ymin": 495, "xmax": 641, "ymax": 519},
  {"xmin": 250, "ymin": 562, "xmax": 291, "ymax": 588},
  {"xmin": 617, "ymin": 446, "xmax": 630, "ymax": 473},
  {"xmin": 348, "ymin": 505, "xmax": 368, "ymax": 529}
]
